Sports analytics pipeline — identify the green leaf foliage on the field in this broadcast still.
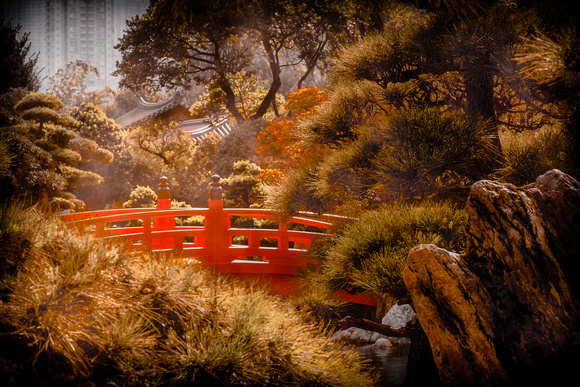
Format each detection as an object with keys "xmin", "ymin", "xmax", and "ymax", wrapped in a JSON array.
[
  {"xmin": 50, "ymin": 148, "xmax": 82, "ymax": 164},
  {"xmin": 122, "ymin": 185, "xmax": 158, "ymax": 209},
  {"xmin": 60, "ymin": 165, "xmax": 104, "ymax": 188},
  {"xmin": 214, "ymin": 119, "xmax": 268, "ymax": 177},
  {"xmin": 21, "ymin": 106, "xmax": 61, "ymax": 125},
  {"xmin": 0, "ymin": 92, "xmax": 112, "ymax": 209},
  {"xmin": 221, "ymin": 160, "xmax": 266, "ymax": 208},
  {"xmin": 0, "ymin": 18, "xmax": 41, "ymax": 94},
  {"xmin": 46, "ymin": 126, "xmax": 77, "ymax": 147},
  {"xmin": 70, "ymin": 103, "xmax": 123, "ymax": 149},
  {"xmin": 68, "ymin": 137, "xmax": 114, "ymax": 163},
  {"xmin": 48, "ymin": 60, "xmax": 100, "ymax": 108}
]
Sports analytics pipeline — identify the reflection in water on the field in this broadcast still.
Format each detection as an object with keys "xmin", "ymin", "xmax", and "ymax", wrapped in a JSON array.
[{"xmin": 356, "ymin": 342, "xmax": 410, "ymax": 387}]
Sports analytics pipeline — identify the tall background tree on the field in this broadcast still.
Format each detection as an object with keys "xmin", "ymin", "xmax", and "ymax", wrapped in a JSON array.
[
  {"xmin": 48, "ymin": 60, "xmax": 115, "ymax": 110},
  {"xmin": 0, "ymin": 18, "xmax": 41, "ymax": 95},
  {"xmin": 114, "ymin": 0, "xmax": 385, "ymax": 122}
]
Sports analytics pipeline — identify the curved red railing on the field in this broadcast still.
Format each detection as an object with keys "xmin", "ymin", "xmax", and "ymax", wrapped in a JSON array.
[{"xmin": 60, "ymin": 176, "xmax": 375, "ymax": 306}]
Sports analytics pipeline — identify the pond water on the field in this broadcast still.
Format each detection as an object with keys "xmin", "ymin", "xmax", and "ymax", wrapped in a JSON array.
[{"xmin": 356, "ymin": 341, "xmax": 410, "ymax": 387}]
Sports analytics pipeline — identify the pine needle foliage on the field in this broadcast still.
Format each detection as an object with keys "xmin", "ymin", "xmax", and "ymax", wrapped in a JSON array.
[
  {"xmin": 272, "ymin": 107, "xmax": 499, "ymax": 215},
  {"xmin": 332, "ymin": 6, "xmax": 428, "ymax": 88},
  {"xmin": 296, "ymin": 81, "xmax": 383, "ymax": 148},
  {"xmin": 266, "ymin": 161, "xmax": 338, "ymax": 217},
  {"xmin": 515, "ymin": 25, "xmax": 580, "ymax": 149},
  {"xmin": 498, "ymin": 125, "xmax": 578, "ymax": 185},
  {"xmin": 310, "ymin": 201, "xmax": 467, "ymax": 298},
  {"xmin": 0, "ymin": 201, "xmax": 376, "ymax": 386},
  {"xmin": 371, "ymin": 107, "xmax": 501, "ymax": 200},
  {"xmin": 0, "ymin": 201, "xmax": 57, "ymax": 293}
]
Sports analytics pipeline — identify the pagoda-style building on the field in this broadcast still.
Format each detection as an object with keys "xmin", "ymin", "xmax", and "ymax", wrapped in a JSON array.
[{"xmin": 115, "ymin": 94, "xmax": 231, "ymax": 140}]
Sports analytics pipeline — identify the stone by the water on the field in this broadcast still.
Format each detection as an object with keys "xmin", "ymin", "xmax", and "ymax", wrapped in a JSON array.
[
  {"xmin": 331, "ymin": 326, "xmax": 387, "ymax": 344},
  {"xmin": 371, "ymin": 337, "xmax": 393, "ymax": 350}
]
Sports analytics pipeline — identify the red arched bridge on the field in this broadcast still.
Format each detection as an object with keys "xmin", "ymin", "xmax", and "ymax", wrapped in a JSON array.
[{"xmin": 60, "ymin": 176, "xmax": 375, "ymax": 306}]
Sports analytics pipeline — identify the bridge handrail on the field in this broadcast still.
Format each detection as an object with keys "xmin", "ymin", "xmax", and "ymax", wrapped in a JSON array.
[
  {"xmin": 62, "ymin": 208, "xmax": 335, "ymax": 230},
  {"xmin": 63, "ymin": 208, "xmax": 209, "ymax": 226},
  {"xmin": 61, "ymin": 207, "xmax": 344, "ymax": 223},
  {"xmin": 59, "ymin": 207, "xmax": 160, "ymax": 221},
  {"xmin": 61, "ymin": 189, "xmax": 333, "ymax": 256}
]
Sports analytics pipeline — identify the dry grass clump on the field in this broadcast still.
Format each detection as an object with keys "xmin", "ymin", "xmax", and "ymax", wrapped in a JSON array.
[
  {"xmin": 499, "ymin": 125, "xmax": 579, "ymax": 185},
  {"xmin": 0, "ymin": 202, "xmax": 376, "ymax": 386}
]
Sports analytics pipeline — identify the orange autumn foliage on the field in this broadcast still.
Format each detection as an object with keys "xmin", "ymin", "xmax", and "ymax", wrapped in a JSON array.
[
  {"xmin": 256, "ymin": 88, "xmax": 327, "ymax": 183},
  {"xmin": 286, "ymin": 87, "xmax": 328, "ymax": 113}
]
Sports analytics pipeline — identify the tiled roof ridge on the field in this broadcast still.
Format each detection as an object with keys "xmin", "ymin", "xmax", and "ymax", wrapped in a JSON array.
[
  {"xmin": 113, "ymin": 94, "xmax": 232, "ymax": 140},
  {"xmin": 136, "ymin": 96, "xmax": 177, "ymax": 110},
  {"xmin": 115, "ymin": 93, "xmax": 188, "ymax": 128}
]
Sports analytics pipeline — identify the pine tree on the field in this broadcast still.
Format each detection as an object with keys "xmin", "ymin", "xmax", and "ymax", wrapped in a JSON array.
[
  {"xmin": 269, "ymin": 0, "xmax": 579, "ymax": 214},
  {"xmin": 0, "ymin": 18, "xmax": 41, "ymax": 94},
  {"xmin": 0, "ymin": 93, "xmax": 110, "ymax": 210}
]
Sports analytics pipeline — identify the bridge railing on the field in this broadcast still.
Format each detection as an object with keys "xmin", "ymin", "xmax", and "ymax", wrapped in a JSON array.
[
  {"xmin": 59, "ymin": 176, "xmax": 375, "ymax": 305},
  {"xmin": 60, "ymin": 176, "xmax": 339, "ymax": 271}
]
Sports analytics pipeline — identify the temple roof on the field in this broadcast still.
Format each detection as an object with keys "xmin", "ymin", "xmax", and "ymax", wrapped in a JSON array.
[
  {"xmin": 114, "ymin": 94, "xmax": 186, "ymax": 129},
  {"xmin": 181, "ymin": 117, "xmax": 232, "ymax": 139},
  {"xmin": 114, "ymin": 94, "xmax": 231, "ymax": 140}
]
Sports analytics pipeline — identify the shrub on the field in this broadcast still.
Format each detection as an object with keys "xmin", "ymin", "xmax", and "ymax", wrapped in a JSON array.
[
  {"xmin": 310, "ymin": 201, "xmax": 467, "ymax": 298},
  {"xmin": 499, "ymin": 125, "xmax": 579, "ymax": 185},
  {"xmin": 0, "ymin": 201, "xmax": 56, "ymax": 295},
  {"xmin": 122, "ymin": 185, "xmax": 157, "ymax": 209}
]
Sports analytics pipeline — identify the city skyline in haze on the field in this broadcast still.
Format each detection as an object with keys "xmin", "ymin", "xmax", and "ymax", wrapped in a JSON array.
[{"xmin": 2, "ymin": 0, "xmax": 150, "ymax": 92}]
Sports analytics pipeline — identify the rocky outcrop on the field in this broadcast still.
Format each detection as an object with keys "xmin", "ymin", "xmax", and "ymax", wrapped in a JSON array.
[{"xmin": 403, "ymin": 169, "xmax": 580, "ymax": 386}]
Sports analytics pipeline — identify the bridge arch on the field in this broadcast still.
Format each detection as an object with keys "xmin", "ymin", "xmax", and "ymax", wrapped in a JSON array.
[{"xmin": 60, "ymin": 176, "xmax": 375, "ymax": 306}]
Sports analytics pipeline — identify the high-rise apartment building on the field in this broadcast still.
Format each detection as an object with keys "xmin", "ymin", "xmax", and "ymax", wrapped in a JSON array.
[{"xmin": 2, "ymin": 0, "xmax": 149, "ymax": 91}]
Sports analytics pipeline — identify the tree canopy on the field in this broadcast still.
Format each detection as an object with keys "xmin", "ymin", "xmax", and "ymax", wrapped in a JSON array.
[
  {"xmin": 48, "ymin": 60, "xmax": 115, "ymax": 110},
  {"xmin": 114, "ymin": 0, "xmax": 385, "ymax": 122}
]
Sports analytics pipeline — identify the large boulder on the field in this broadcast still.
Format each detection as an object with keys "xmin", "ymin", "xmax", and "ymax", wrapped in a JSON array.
[{"xmin": 403, "ymin": 169, "xmax": 580, "ymax": 386}]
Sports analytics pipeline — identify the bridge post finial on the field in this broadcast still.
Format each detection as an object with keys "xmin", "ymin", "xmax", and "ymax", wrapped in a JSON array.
[
  {"xmin": 209, "ymin": 174, "xmax": 223, "ymax": 200},
  {"xmin": 155, "ymin": 176, "xmax": 174, "ymax": 249},
  {"xmin": 158, "ymin": 176, "xmax": 170, "ymax": 200}
]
